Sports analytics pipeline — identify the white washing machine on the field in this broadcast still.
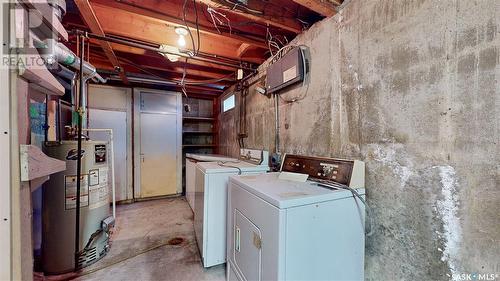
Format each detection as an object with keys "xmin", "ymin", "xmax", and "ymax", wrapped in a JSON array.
[
  {"xmin": 194, "ymin": 149, "xmax": 269, "ymax": 268},
  {"xmin": 226, "ymin": 154, "xmax": 366, "ymax": 281},
  {"xmin": 185, "ymin": 154, "xmax": 237, "ymax": 212}
]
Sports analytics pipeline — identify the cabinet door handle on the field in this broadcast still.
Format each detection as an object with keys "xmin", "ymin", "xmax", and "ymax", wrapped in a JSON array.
[{"xmin": 235, "ymin": 226, "xmax": 240, "ymax": 252}]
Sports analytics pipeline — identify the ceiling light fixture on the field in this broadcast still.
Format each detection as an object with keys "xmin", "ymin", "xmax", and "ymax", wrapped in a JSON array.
[
  {"xmin": 174, "ymin": 26, "xmax": 188, "ymax": 48},
  {"xmin": 158, "ymin": 44, "xmax": 181, "ymax": 62}
]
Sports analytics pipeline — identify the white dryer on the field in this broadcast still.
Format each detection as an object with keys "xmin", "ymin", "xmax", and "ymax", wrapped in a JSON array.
[
  {"xmin": 226, "ymin": 154, "xmax": 366, "ymax": 281},
  {"xmin": 194, "ymin": 149, "xmax": 269, "ymax": 268},
  {"xmin": 185, "ymin": 153, "xmax": 237, "ymax": 211}
]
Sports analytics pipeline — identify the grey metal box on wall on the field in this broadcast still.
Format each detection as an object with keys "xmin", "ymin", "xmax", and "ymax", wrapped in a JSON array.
[{"xmin": 265, "ymin": 47, "xmax": 306, "ymax": 94}]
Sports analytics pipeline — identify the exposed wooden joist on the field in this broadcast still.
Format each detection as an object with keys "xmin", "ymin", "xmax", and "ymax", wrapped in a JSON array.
[
  {"xmin": 196, "ymin": 0, "xmax": 303, "ymax": 33},
  {"xmin": 84, "ymin": 43, "xmax": 235, "ymax": 76},
  {"xmin": 67, "ymin": 39, "xmax": 236, "ymax": 85},
  {"xmin": 82, "ymin": 37, "xmax": 238, "ymax": 72},
  {"xmin": 290, "ymin": 0, "xmax": 338, "ymax": 17},
  {"xmin": 237, "ymin": 43, "xmax": 252, "ymax": 58},
  {"xmin": 90, "ymin": 54, "xmax": 233, "ymax": 81},
  {"xmin": 74, "ymin": 0, "xmax": 129, "ymax": 84},
  {"xmin": 103, "ymin": 80, "xmax": 222, "ymax": 98},
  {"xmin": 328, "ymin": 0, "xmax": 343, "ymax": 5},
  {"xmin": 91, "ymin": 0, "xmax": 268, "ymax": 49},
  {"xmin": 65, "ymin": 20, "xmax": 253, "ymax": 71},
  {"xmin": 89, "ymin": 3, "xmax": 262, "ymax": 61}
]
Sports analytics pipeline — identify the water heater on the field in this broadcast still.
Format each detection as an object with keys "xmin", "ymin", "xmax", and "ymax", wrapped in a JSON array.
[{"xmin": 42, "ymin": 140, "xmax": 114, "ymax": 274}]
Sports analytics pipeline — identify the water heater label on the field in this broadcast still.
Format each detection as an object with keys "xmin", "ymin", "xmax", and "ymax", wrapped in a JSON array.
[
  {"xmin": 95, "ymin": 144, "xmax": 107, "ymax": 163},
  {"xmin": 89, "ymin": 169, "xmax": 99, "ymax": 186},
  {"xmin": 65, "ymin": 175, "xmax": 89, "ymax": 210},
  {"xmin": 88, "ymin": 167, "xmax": 109, "ymax": 210}
]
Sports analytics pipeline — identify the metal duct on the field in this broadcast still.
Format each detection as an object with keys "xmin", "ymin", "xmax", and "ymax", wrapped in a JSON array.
[
  {"xmin": 48, "ymin": 0, "xmax": 67, "ymax": 21},
  {"xmin": 33, "ymin": 38, "xmax": 106, "ymax": 83},
  {"xmin": 51, "ymin": 63, "xmax": 76, "ymax": 81},
  {"xmin": 55, "ymin": 76, "xmax": 71, "ymax": 90},
  {"xmin": 33, "ymin": 36, "xmax": 107, "ymax": 129}
]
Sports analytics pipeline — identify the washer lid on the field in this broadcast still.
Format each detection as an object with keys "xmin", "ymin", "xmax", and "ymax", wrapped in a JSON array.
[
  {"xmin": 197, "ymin": 161, "xmax": 270, "ymax": 174},
  {"xmin": 229, "ymin": 173, "xmax": 365, "ymax": 209},
  {"xmin": 185, "ymin": 153, "xmax": 237, "ymax": 162}
]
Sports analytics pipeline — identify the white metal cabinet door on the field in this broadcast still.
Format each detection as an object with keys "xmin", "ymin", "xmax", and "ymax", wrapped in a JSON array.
[
  {"xmin": 139, "ymin": 113, "xmax": 178, "ymax": 197},
  {"xmin": 88, "ymin": 109, "xmax": 128, "ymax": 201}
]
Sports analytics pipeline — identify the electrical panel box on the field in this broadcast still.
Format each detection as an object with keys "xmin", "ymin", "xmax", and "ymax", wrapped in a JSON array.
[{"xmin": 265, "ymin": 47, "xmax": 305, "ymax": 94}]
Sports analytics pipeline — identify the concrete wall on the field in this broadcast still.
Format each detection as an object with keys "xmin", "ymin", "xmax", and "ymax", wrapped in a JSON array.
[{"xmin": 218, "ymin": 0, "xmax": 499, "ymax": 280}]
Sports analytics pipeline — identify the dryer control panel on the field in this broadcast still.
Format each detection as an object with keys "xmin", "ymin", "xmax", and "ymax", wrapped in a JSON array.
[{"xmin": 280, "ymin": 154, "xmax": 365, "ymax": 188}]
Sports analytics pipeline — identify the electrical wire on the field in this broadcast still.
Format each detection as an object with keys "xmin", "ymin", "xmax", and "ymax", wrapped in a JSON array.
[
  {"xmin": 193, "ymin": 0, "xmax": 201, "ymax": 55},
  {"xmin": 180, "ymin": 57, "xmax": 188, "ymax": 98},
  {"xmin": 217, "ymin": 160, "xmax": 242, "ymax": 175},
  {"xmin": 183, "ymin": 0, "xmax": 197, "ymax": 55},
  {"xmin": 312, "ymin": 179, "xmax": 374, "ymax": 237},
  {"xmin": 207, "ymin": 6, "xmax": 232, "ymax": 35},
  {"xmin": 74, "ymin": 239, "xmax": 197, "ymax": 278},
  {"xmin": 221, "ymin": 0, "xmax": 264, "ymax": 15},
  {"xmin": 114, "ymin": 56, "xmax": 234, "ymax": 86},
  {"xmin": 177, "ymin": 73, "xmax": 234, "ymax": 85}
]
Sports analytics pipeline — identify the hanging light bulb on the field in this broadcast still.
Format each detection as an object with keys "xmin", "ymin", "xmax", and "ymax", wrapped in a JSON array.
[
  {"xmin": 177, "ymin": 35, "xmax": 186, "ymax": 47},
  {"xmin": 174, "ymin": 26, "xmax": 189, "ymax": 48}
]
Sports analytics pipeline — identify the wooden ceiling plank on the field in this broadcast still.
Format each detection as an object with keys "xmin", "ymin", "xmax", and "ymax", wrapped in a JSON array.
[
  {"xmin": 74, "ymin": 0, "xmax": 129, "ymax": 84},
  {"xmin": 90, "ymin": 4, "xmax": 244, "ymax": 60},
  {"xmin": 91, "ymin": 0, "xmax": 268, "ymax": 50},
  {"xmin": 70, "ymin": 39, "xmax": 238, "ymax": 72},
  {"xmin": 237, "ymin": 43, "xmax": 252, "ymax": 58},
  {"xmin": 328, "ymin": 0, "xmax": 343, "ymax": 6},
  {"xmin": 90, "ymin": 54, "xmax": 232, "ymax": 82},
  {"xmin": 290, "ymin": 0, "xmax": 337, "ymax": 17},
  {"xmin": 196, "ymin": 0, "xmax": 303, "ymax": 33}
]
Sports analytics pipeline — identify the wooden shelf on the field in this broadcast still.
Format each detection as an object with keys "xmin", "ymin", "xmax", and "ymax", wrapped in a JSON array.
[
  {"xmin": 182, "ymin": 144, "xmax": 217, "ymax": 148},
  {"xmin": 23, "ymin": 0, "xmax": 68, "ymax": 41},
  {"xmin": 19, "ymin": 53, "xmax": 65, "ymax": 96},
  {"xmin": 183, "ymin": 131, "xmax": 215, "ymax": 134},
  {"xmin": 183, "ymin": 116, "xmax": 215, "ymax": 122},
  {"xmin": 181, "ymin": 98, "xmax": 218, "ymax": 153},
  {"xmin": 20, "ymin": 144, "xmax": 66, "ymax": 182}
]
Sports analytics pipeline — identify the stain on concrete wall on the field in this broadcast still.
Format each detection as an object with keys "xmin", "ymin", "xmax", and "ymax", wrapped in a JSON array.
[{"xmin": 218, "ymin": 0, "xmax": 499, "ymax": 280}]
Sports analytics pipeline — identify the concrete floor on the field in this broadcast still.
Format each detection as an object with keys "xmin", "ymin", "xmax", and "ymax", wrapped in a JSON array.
[{"xmin": 75, "ymin": 198, "xmax": 225, "ymax": 281}]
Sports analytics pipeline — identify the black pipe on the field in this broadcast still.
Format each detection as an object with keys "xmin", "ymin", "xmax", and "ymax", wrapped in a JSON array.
[
  {"xmin": 44, "ymin": 94, "xmax": 48, "ymax": 143},
  {"xmin": 80, "ymin": 31, "xmax": 256, "ymax": 71},
  {"xmin": 105, "ymin": 33, "xmax": 251, "ymax": 67},
  {"xmin": 74, "ymin": 34, "xmax": 85, "ymax": 272},
  {"xmin": 57, "ymin": 99, "xmax": 62, "ymax": 142}
]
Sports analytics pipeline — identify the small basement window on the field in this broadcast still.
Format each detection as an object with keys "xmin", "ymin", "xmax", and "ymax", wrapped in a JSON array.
[{"xmin": 222, "ymin": 94, "xmax": 235, "ymax": 112}]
